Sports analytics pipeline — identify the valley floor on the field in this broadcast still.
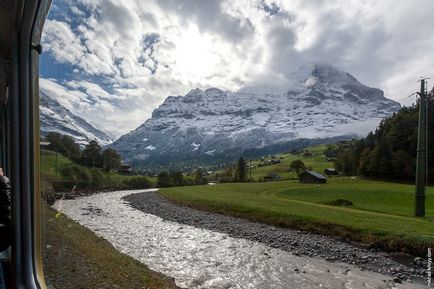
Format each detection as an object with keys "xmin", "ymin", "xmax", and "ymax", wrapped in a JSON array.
[
  {"xmin": 160, "ymin": 178, "xmax": 434, "ymax": 255},
  {"xmin": 54, "ymin": 189, "xmax": 429, "ymax": 289}
]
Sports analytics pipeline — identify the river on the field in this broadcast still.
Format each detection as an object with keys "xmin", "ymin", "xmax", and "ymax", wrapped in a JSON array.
[{"xmin": 56, "ymin": 189, "xmax": 426, "ymax": 289}]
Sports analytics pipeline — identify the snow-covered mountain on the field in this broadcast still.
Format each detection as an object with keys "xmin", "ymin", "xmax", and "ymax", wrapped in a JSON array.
[
  {"xmin": 40, "ymin": 90, "xmax": 113, "ymax": 146},
  {"xmin": 110, "ymin": 64, "xmax": 400, "ymax": 166}
]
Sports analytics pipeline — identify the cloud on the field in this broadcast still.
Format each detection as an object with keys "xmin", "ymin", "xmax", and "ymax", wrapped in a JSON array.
[
  {"xmin": 42, "ymin": 19, "xmax": 87, "ymax": 65},
  {"xmin": 40, "ymin": 0, "xmax": 434, "ymax": 139},
  {"xmin": 40, "ymin": 78, "xmax": 139, "ymax": 137},
  {"xmin": 39, "ymin": 78, "xmax": 89, "ymax": 109}
]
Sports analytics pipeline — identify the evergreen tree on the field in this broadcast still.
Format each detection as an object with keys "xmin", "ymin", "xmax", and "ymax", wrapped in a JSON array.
[
  {"xmin": 81, "ymin": 140, "xmax": 102, "ymax": 168},
  {"xmin": 235, "ymin": 157, "xmax": 247, "ymax": 182},
  {"xmin": 333, "ymin": 88, "xmax": 434, "ymax": 182},
  {"xmin": 45, "ymin": 132, "xmax": 81, "ymax": 161},
  {"xmin": 194, "ymin": 168, "xmax": 207, "ymax": 184},
  {"xmin": 101, "ymin": 148, "xmax": 122, "ymax": 171}
]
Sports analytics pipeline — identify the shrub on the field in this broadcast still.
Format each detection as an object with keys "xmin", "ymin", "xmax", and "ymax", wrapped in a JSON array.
[
  {"xmin": 51, "ymin": 180, "xmax": 78, "ymax": 193},
  {"xmin": 90, "ymin": 168, "xmax": 106, "ymax": 190},
  {"xmin": 326, "ymin": 199, "xmax": 354, "ymax": 207},
  {"xmin": 157, "ymin": 171, "xmax": 173, "ymax": 187},
  {"xmin": 59, "ymin": 164, "xmax": 93, "ymax": 190},
  {"xmin": 124, "ymin": 176, "xmax": 151, "ymax": 189},
  {"xmin": 182, "ymin": 177, "xmax": 195, "ymax": 186}
]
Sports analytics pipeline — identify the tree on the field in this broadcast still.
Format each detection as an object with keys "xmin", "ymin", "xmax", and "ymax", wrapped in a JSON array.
[
  {"xmin": 335, "ymin": 149, "xmax": 355, "ymax": 175},
  {"xmin": 289, "ymin": 159, "xmax": 306, "ymax": 177},
  {"xmin": 194, "ymin": 168, "xmax": 207, "ymax": 185},
  {"xmin": 81, "ymin": 140, "xmax": 102, "ymax": 168},
  {"xmin": 45, "ymin": 132, "xmax": 81, "ymax": 161},
  {"xmin": 101, "ymin": 148, "xmax": 122, "ymax": 171},
  {"xmin": 157, "ymin": 171, "xmax": 172, "ymax": 187},
  {"xmin": 218, "ymin": 165, "xmax": 234, "ymax": 183},
  {"xmin": 60, "ymin": 134, "xmax": 81, "ymax": 161},
  {"xmin": 170, "ymin": 171, "xmax": 184, "ymax": 186},
  {"xmin": 235, "ymin": 157, "xmax": 247, "ymax": 182},
  {"xmin": 45, "ymin": 132, "xmax": 62, "ymax": 152},
  {"xmin": 332, "ymin": 92, "xmax": 434, "ymax": 182},
  {"xmin": 323, "ymin": 146, "xmax": 338, "ymax": 158}
]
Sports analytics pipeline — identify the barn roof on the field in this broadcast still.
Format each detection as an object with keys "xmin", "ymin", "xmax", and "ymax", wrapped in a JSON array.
[{"xmin": 303, "ymin": 170, "xmax": 327, "ymax": 179}]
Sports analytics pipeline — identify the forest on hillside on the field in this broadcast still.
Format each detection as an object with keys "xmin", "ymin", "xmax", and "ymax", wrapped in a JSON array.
[{"xmin": 332, "ymin": 88, "xmax": 434, "ymax": 183}]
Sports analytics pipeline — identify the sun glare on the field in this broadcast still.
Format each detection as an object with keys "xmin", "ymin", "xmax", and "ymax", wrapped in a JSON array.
[{"xmin": 174, "ymin": 25, "xmax": 219, "ymax": 82}]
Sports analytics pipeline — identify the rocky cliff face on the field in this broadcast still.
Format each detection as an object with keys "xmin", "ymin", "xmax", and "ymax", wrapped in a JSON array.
[
  {"xmin": 110, "ymin": 64, "xmax": 400, "ymax": 165},
  {"xmin": 40, "ymin": 90, "xmax": 113, "ymax": 146}
]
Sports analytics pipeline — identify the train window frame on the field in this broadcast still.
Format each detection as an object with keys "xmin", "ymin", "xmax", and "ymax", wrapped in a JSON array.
[{"xmin": 1, "ymin": 0, "xmax": 51, "ymax": 288}]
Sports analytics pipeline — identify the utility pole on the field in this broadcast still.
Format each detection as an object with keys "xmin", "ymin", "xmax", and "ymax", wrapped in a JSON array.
[
  {"xmin": 415, "ymin": 78, "xmax": 428, "ymax": 217},
  {"xmin": 55, "ymin": 147, "xmax": 58, "ymax": 179}
]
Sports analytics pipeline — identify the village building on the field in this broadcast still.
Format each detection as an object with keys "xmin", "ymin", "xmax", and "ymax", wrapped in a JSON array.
[
  {"xmin": 118, "ymin": 164, "xmax": 133, "ymax": 175},
  {"xmin": 324, "ymin": 168, "xmax": 339, "ymax": 175},
  {"xmin": 264, "ymin": 172, "xmax": 281, "ymax": 181},
  {"xmin": 299, "ymin": 171, "xmax": 327, "ymax": 183}
]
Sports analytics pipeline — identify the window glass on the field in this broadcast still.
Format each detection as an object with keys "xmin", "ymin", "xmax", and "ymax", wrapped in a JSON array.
[{"xmin": 40, "ymin": 1, "xmax": 434, "ymax": 288}]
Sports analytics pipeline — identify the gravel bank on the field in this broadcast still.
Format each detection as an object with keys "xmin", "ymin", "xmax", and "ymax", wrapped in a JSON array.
[{"xmin": 123, "ymin": 190, "xmax": 428, "ymax": 283}]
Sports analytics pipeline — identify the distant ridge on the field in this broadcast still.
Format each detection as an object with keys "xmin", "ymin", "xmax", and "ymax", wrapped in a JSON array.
[{"xmin": 40, "ymin": 90, "xmax": 113, "ymax": 146}]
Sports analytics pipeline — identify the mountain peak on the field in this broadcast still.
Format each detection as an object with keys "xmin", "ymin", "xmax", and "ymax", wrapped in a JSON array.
[
  {"xmin": 186, "ymin": 88, "xmax": 203, "ymax": 96},
  {"xmin": 110, "ymin": 64, "xmax": 400, "ymax": 167},
  {"xmin": 289, "ymin": 63, "xmax": 358, "ymax": 86}
]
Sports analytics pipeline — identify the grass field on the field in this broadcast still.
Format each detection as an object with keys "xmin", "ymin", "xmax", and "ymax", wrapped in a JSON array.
[
  {"xmin": 40, "ymin": 150, "xmax": 74, "ymax": 178},
  {"xmin": 211, "ymin": 144, "xmax": 335, "ymax": 181},
  {"xmin": 42, "ymin": 205, "xmax": 179, "ymax": 289},
  {"xmin": 160, "ymin": 177, "xmax": 434, "ymax": 254},
  {"xmin": 40, "ymin": 149, "xmax": 157, "ymax": 187}
]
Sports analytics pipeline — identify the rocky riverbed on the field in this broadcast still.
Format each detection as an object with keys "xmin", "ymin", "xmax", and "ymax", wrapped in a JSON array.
[
  {"xmin": 124, "ymin": 190, "xmax": 428, "ymax": 283},
  {"xmin": 57, "ymin": 189, "xmax": 428, "ymax": 289}
]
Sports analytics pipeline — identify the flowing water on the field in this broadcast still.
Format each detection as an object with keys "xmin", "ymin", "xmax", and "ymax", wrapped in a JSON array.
[{"xmin": 55, "ymin": 190, "xmax": 426, "ymax": 289}]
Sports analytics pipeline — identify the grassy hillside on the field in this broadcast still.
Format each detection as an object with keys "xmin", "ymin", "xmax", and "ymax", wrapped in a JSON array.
[
  {"xmin": 40, "ymin": 149, "xmax": 157, "ymax": 191},
  {"xmin": 212, "ymin": 144, "xmax": 335, "ymax": 181},
  {"xmin": 41, "ymin": 150, "xmax": 74, "ymax": 177},
  {"xmin": 160, "ymin": 178, "xmax": 434, "ymax": 254}
]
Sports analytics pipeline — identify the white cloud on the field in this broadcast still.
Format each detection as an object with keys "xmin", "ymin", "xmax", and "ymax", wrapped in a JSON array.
[
  {"xmin": 39, "ymin": 78, "xmax": 89, "ymax": 109},
  {"xmin": 66, "ymin": 80, "xmax": 111, "ymax": 100},
  {"xmin": 42, "ymin": 19, "xmax": 86, "ymax": 65},
  {"xmin": 41, "ymin": 0, "xmax": 434, "ymax": 139},
  {"xmin": 40, "ymin": 78, "xmax": 127, "ymax": 137}
]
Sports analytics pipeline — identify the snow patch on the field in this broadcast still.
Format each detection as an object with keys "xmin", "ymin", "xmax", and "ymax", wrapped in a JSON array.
[
  {"xmin": 145, "ymin": 145, "xmax": 156, "ymax": 150},
  {"xmin": 304, "ymin": 77, "xmax": 318, "ymax": 88},
  {"xmin": 205, "ymin": 149, "xmax": 216, "ymax": 156},
  {"xmin": 191, "ymin": 142, "xmax": 201, "ymax": 151}
]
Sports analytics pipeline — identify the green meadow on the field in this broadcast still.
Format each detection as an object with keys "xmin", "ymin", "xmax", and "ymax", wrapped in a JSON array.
[
  {"xmin": 211, "ymin": 144, "xmax": 336, "ymax": 181},
  {"xmin": 160, "ymin": 177, "xmax": 434, "ymax": 253},
  {"xmin": 40, "ymin": 149, "xmax": 157, "ymax": 190}
]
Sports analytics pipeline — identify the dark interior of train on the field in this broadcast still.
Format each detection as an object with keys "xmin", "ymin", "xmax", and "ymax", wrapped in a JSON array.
[
  {"xmin": 0, "ymin": 1, "xmax": 13, "ymax": 285},
  {"xmin": 0, "ymin": 1, "xmax": 50, "ymax": 288}
]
